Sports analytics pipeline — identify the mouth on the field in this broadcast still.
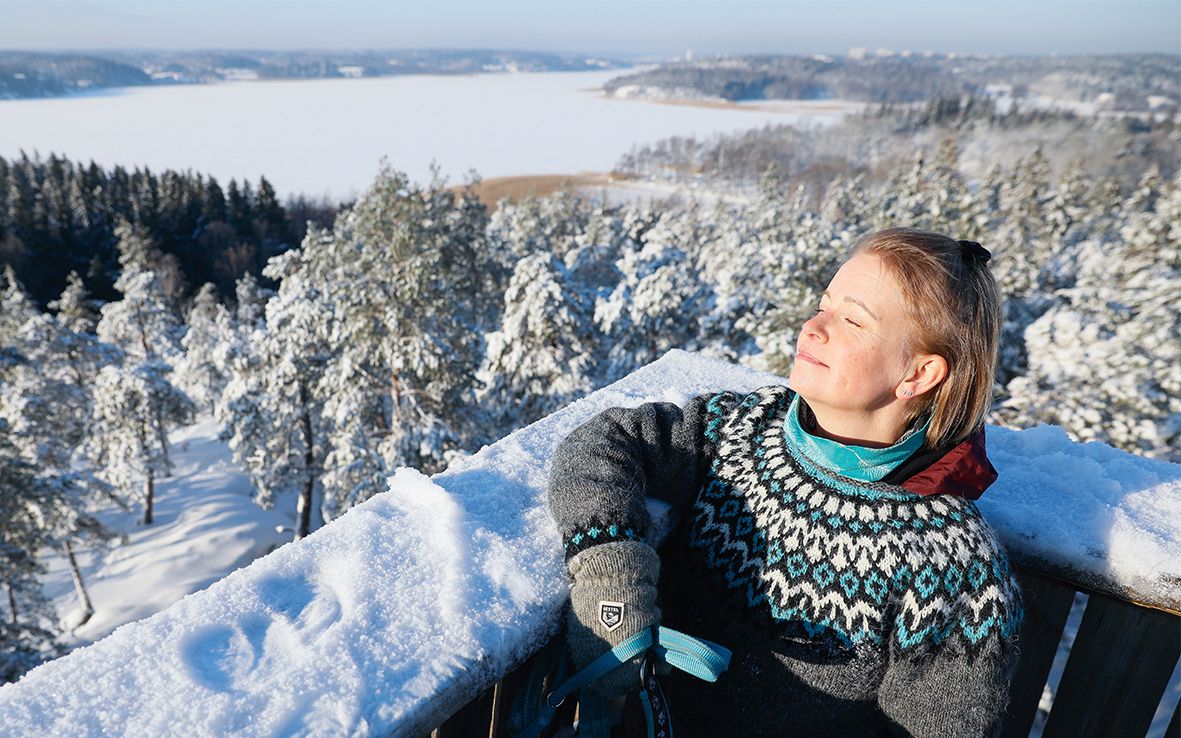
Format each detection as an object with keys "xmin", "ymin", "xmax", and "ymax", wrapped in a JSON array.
[{"xmin": 796, "ymin": 349, "xmax": 827, "ymax": 367}]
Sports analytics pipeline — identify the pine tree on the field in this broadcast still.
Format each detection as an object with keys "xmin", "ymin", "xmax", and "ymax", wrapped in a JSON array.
[
  {"xmin": 314, "ymin": 166, "xmax": 492, "ymax": 483},
  {"xmin": 175, "ymin": 283, "xmax": 231, "ymax": 413},
  {"xmin": 219, "ymin": 243, "xmax": 331, "ymax": 540},
  {"xmin": 478, "ymin": 252, "xmax": 598, "ymax": 435},
  {"xmin": 0, "ymin": 419, "xmax": 64, "ymax": 683},
  {"xmin": 89, "ymin": 360, "xmax": 192, "ymax": 524},
  {"xmin": 49, "ymin": 270, "xmax": 99, "ymax": 335},
  {"xmin": 91, "ymin": 223, "xmax": 193, "ymax": 522},
  {"xmin": 1001, "ymin": 172, "xmax": 1181, "ymax": 460},
  {"xmin": 595, "ymin": 208, "xmax": 713, "ymax": 381},
  {"xmin": 737, "ymin": 182, "xmax": 842, "ymax": 373}
]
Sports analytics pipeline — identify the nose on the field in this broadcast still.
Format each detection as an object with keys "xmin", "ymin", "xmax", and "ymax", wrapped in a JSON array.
[{"xmin": 803, "ymin": 311, "xmax": 828, "ymax": 343}]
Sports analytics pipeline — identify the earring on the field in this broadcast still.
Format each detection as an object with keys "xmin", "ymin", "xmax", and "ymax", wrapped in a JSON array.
[{"xmin": 901, "ymin": 389, "xmax": 914, "ymax": 397}]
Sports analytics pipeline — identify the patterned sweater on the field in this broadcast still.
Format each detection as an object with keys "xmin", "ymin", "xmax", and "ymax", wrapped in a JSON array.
[{"xmin": 549, "ymin": 386, "xmax": 1023, "ymax": 738}]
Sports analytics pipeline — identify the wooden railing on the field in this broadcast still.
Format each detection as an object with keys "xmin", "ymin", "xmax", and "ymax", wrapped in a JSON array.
[
  {"xmin": 3, "ymin": 352, "xmax": 1176, "ymax": 738},
  {"xmin": 430, "ymin": 565, "xmax": 1180, "ymax": 738},
  {"xmin": 1004, "ymin": 566, "xmax": 1179, "ymax": 737}
]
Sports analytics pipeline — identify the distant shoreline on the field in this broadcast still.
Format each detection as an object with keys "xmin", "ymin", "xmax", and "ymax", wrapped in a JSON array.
[
  {"xmin": 587, "ymin": 89, "xmax": 868, "ymax": 116},
  {"xmin": 455, "ymin": 172, "xmax": 613, "ymax": 207}
]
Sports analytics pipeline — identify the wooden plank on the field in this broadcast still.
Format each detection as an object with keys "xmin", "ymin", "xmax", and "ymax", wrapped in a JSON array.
[
  {"xmin": 1007, "ymin": 551, "xmax": 1181, "ymax": 617},
  {"xmin": 435, "ymin": 687, "xmax": 494, "ymax": 738},
  {"xmin": 1002, "ymin": 567, "xmax": 1077, "ymax": 738},
  {"xmin": 490, "ymin": 660, "xmax": 532, "ymax": 738},
  {"xmin": 1042, "ymin": 592, "xmax": 1181, "ymax": 738}
]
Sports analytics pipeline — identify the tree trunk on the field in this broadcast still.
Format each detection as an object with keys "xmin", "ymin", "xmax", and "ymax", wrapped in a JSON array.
[
  {"xmin": 6, "ymin": 581, "xmax": 16, "ymax": 625},
  {"xmin": 154, "ymin": 405, "xmax": 171, "ymax": 476},
  {"xmin": 64, "ymin": 539, "xmax": 95, "ymax": 627},
  {"xmin": 143, "ymin": 471, "xmax": 155, "ymax": 525},
  {"xmin": 295, "ymin": 381, "xmax": 315, "ymax": 541}
]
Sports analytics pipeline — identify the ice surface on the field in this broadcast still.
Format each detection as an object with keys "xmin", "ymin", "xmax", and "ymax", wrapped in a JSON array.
[
  {"xmin": 0, "ymin": 71, "xmax": 856, "ymax": 201},
  {"xmin": 2, "ymin": 350, "xmax": 1178, "ymax": 737}
]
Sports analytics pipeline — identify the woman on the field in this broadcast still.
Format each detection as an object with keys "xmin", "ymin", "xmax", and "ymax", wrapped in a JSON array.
[{"xmin": 548, "ymin": 228, "xmax": 1023, "ymax": 737}]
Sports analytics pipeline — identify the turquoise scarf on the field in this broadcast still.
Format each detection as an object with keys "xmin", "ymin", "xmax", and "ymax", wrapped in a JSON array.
[{"xmin": 783, "ymin": 394, "xmax": 930, "ymax": 482}]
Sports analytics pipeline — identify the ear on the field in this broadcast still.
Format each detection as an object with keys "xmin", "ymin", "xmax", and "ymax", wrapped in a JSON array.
[{"xmin": 896, "ymin": 353, "xmax": 948, "ymax": 400}]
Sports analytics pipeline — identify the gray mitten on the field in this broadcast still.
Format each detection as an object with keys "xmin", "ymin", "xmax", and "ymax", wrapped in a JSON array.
[{"xmin": 566, "ymin": 540, "xmax": 661, "ymax": 698}]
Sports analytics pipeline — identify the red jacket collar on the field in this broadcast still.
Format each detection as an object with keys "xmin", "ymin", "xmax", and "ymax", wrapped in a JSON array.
[{"xmin": 897, "ymin": 426, "xmax": 997, "ymax": 500}]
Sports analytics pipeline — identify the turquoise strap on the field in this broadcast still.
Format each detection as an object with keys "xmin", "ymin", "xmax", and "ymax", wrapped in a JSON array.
[{"xmin": 511, "ymin": 626, "xmax": 731, "ymax": 738}]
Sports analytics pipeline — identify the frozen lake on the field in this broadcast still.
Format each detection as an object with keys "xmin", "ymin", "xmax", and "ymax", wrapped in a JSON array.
[{"xmin": 0, "ymin": 70, "xmax": 858, "ymax": 200}]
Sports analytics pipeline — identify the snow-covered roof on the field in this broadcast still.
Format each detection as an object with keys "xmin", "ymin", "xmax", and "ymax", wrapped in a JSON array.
[{"xmin": 1, "ymin": 350, "xmax": 1178, "ymax": 736}]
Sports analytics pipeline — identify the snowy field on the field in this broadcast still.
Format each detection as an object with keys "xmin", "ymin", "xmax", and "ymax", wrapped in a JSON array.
[
  {"xmin": 38, "ymin": 417, "xmax": 297, "ymax": 647},
  {"xmin": 2, "ymin": 351, "xmax": 1179, "ymax": 737},
  {"xmin": 0, "ymin": 69, "xmax": 855, "ymax": 201}
]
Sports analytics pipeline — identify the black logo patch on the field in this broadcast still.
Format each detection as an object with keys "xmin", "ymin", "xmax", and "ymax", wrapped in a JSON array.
[{"xmin": 598, "ymin": 601, "xmax": 625, "ymax": 631}]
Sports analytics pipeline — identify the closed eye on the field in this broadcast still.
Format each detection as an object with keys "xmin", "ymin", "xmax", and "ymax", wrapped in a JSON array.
[{"xmin": 844, "ymin": 318, "xmax": 862, "ymax": 328}]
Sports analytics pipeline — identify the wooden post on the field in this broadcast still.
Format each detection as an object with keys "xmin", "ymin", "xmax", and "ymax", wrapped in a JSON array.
[
  {"xmin": 1003, "ymin": 567, "xmax": 1077, "ymax": 737},
  {"xmin": 434, "ymin": 687, "xmax": 495, "ymax": 738},
  {"xmin": 1041, "ymin": 593, "xmax": 1180, "ymax": 738}
]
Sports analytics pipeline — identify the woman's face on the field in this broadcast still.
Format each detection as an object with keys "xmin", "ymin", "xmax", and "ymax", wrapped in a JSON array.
[{"xmin": 788, "ymin": 252, "xmax": 920, "ymax": 425}]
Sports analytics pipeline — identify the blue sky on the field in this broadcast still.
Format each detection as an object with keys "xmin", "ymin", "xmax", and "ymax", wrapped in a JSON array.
[{"xmin": 0, "ymin": 0, "xmax": 1177, "ymax": 55}]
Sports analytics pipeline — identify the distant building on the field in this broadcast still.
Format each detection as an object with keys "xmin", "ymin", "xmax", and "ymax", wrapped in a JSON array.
[{"xmin": 337, "ymin": 66, "xmax": 366, "ymax": 79}]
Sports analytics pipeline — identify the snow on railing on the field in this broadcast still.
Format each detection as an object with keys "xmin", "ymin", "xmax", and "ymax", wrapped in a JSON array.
[{"xmin": 2, "ymin": 350, "xmax": 1179, "ymax": 738}]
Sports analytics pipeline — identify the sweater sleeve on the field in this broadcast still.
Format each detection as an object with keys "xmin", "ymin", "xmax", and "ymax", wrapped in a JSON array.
[
  {"xmin": 548, "ymin": 395, "xmax": 714, "ymax": 562},
  {"xmin": 877, "ymin": 635, "xmax": 1019, "ymax": 737},
  {"xmin": 877, "ymin": 548, "xmax": 1024, "ymax": 738}
]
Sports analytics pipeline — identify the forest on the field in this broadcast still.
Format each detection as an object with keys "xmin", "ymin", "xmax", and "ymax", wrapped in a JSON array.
[
  {"xmin": 0, "ymin": 49, "xmax": 627, "ymax": 99},
  {"xmin": 604, "ymin": 53, "xmax": 1181, "ymax": 109},
  {"xmin": 2, "ymin": 95, "xmax": 1178, "ymax": 682},
  {"xmin": 0, "ymin": 154, "xmax": 339, "ymax": 306}
]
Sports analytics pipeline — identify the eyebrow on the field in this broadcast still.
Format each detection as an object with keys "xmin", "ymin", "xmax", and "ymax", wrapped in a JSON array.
[{"xmin": 822, "ymin": 291, "xmax": 879, "ymax": 321}]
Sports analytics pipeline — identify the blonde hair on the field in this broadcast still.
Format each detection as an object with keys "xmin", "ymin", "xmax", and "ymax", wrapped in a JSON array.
[{"xmin": 853, "ymin": 228, "xmax": 1001, "ymax": 449}]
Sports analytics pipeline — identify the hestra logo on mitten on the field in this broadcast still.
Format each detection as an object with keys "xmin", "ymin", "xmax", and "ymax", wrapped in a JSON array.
[{"xmin": 598, "ymin": 601, "xmax": 625, "ymax": 631}]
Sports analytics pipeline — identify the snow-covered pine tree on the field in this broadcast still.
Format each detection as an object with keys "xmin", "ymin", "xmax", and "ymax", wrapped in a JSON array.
[
  {"xmin": 736, "ymin": 181, "xmax": 842, "ymax": 374},
  {"xmin": 1000, "ymin": 171, "xmax": 1181, "ymax": 460},
  {"xmin": 478, "ymin": 252, "xmax": 598, "ymax": 436},
  {"xmin": 0, "ymin": 419, "xmax": 64, "ymax": 683},
  {"xmin": 561, "ymin": 205, "xmax": 632, "ymax": 303},
  {"xmin": 175, "ymin": 283, "xmax": 232, "ymax": 414},
  {"xmin": 233, "ymin": 270, "xmax": 274, "ymax": 329},
  {"xmin": 89, "ymin": 360, "xmax": 192, "ymax": 525},
  {"xmin": 1, "ymin": 271, "xmax": 115, "ymax": 623},
  {"xmin": 94, "ymin": 222, "xmax": 193, "ymax": 490},
  {"xmin": 47, "ymin": 270, "xmax": 99, "ymax": 335},
  {"xmin": 595, "ymin": 207, "xmax": 714, "ymax": 381},
  {"xmin": 304, "ymin": 166, "xmax": 494, "ymax": 515},
  {"xmin": 82, "ymin": 229, "xmax": 180, "ymax": 517},
  {"xmin": 219, "ymin": 241, "xmax": 332, "ymax": 540},
  {"xmin": 96, "ymin": 222, "xmax": 185, "ymax": 364}
]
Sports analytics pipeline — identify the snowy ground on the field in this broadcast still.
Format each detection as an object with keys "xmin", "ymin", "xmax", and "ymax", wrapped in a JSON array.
[
  {"xmin": 5, "ymin": 352, "xmax": 1179, "ymax": 736},
  {"xmin": 39, "ymin": 416, "xmax": 296, "ymax": 647}
]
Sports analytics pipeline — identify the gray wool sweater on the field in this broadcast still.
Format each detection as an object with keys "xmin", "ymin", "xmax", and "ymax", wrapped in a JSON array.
[{"xmin": 548, "ymin": 386, "xmax": 1023, "ymax": 738}]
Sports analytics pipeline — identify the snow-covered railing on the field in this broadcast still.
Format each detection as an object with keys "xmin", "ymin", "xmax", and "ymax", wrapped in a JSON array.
[{"xmin": 1, "ymin": 351, "xmax": 1179, "ymax": 737}]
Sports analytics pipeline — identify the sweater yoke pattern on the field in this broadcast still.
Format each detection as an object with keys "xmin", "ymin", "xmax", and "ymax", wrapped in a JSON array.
[{"xmin": 690, "ymin": 387, "xmax": 1023, "ymax": 657}]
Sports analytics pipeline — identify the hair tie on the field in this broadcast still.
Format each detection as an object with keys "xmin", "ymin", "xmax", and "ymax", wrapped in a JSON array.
[{"xmin": 958, "ymin": 239, "xmax": 991, "ymax": 265}]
